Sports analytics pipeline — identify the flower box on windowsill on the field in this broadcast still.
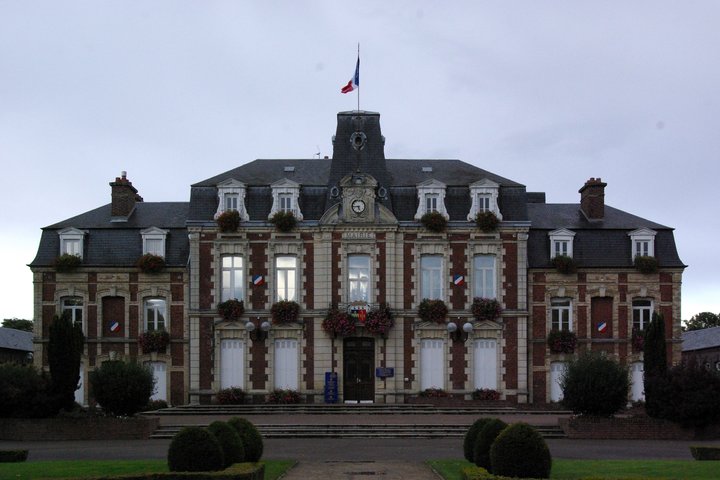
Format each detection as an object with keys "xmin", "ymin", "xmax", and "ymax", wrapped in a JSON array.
[
  {"xmin": 269, "ymin": 211, "xmax": 297, "ymax": 233},
  {"xmin": 136, "ymin": 254, "xmax": 165, "ymax": 274},
  {"xmin": 471, "ymin": 297, "xmax": 502, "ymax": 322},
  {"xmin": 634, "ymin": 256, "xmax": 659, "ymax": 274},
  {"xmin": 271, "ymin": 300, "xmax": 300, "ymax": 324},
  {"xmin": 418, "ymin": 299, "xmax": 448, "ymax": 324},
  {"xmin": 475, "ymin": 211, "xmax": 500, "ymax": 233},
  {"xmin": 138, "ymin": 330, "xmax": 170, "ymax": 354},
  {"xmin": 217, "ymin": 299, "xmax": 245, "ymax": 320},
  {"xmin": 547, "ymin": 329, "xmax": 577, "ymax": 354},
  {"xmin": 216, "ymin": 210, "xmax": 241, "ymax": 233},
  {"xmin": 420, "ymin": 211, "xmax": 447, "ymax": 233},
  {"xmin": 54, "ymin": 254, "xmax": 82, "ymax": 273}
]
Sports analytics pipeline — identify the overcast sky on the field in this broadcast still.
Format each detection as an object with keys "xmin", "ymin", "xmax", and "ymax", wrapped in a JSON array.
[{"xmin": 2, "ymin": 1, "xmax": 718, "ymax": 322}]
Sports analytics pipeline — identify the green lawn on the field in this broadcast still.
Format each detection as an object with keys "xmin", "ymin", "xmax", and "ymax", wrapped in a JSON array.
[
  {"xmin": 428, "ymin": 459, "xmax": 720, "ymax": 480},
  {"xmin": 0, "ymin": 459, "xmax": 295, "ymax": 480}
]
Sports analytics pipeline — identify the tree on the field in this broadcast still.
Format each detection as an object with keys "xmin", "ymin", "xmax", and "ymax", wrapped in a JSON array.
[
  {"xmin": 47, "ymin": 313, "xmax": 85, "ymax": 411},
  {"xmin": 89, "ymin": 360, "xmax": 155, "ymax": 416},
  {"xmin": 2, "ymin": 318, "xmax": 33, "ymax": 332},
  {"xmin": 683, "ymin": 312, "xmax": 720, "ymax": 332},
  {"xmin": 643, "ymin": 312, "xmax": 667, "ymax": 418}
]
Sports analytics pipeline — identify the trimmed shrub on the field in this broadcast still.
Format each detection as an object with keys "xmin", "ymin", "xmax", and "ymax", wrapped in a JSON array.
[
  {"xmin": 168, "ymin": 426, "xmax": 224, "ymax": 472},
  {"xmin": 89, "ymin": 360, "xmax": 155, "ymax": 417},
  {"xmin": 560, "ymin": 351, "xmax": 629, "ymax": 417},
  {"xmin": 420, "ymin": 211, "xmax": 447, "ymax": 233},
  {"xmin": 0, "ymin": 450, "xmax": 28, "ymax": 462},
  {"xmin": 217, "ymin": 387, "xmax": 246, "ymax": 405},
  {"xmin": 475, "ymin": 211, "xmax": 500, "ymax": 233},
  {"xmin": 471, "ymin": 297, "xmax": 502, "ymax": 322},
  {"xmin": 463, "ymin": 418, "xmax": 493, "ymax": 463},
  {"xmin": 490, "ymin": 423, "xmax": 552, "ymax": 479},
  {"xmin": 473, "ymin": 418, "xmax": 507, "ymax": 470},
  {"xmin": 634, "ymin": 255, "xmax": 659, "ymax": 274},
  {"xmin": 270, "ymin": 211, "xmax": 297, "ymax": 232},
  {"xmin": 552, "ymin": 255, "xmax": 577, "ymax": 274},
  {"xmin": 0, "ymin": 363, "xmax": 58, "ymax": 418},
  {"xmin": 228, "ymin": 417, "xmax": 264, "ymax": 462},
  {"xmin": 690, "ymin": 446, "xmax": 720, "ymax": 460},
  {"xmin": 48, "ymin": 313, "xmax": 85, "ymax": 412},
  {"xmin": 271, "ymin": 300, "xmax": 300, "ymax": 324},
  {"xmin": 54, "ymin": 253, "xmax": 81, "ymax": 272},
  {"xmin": 144, "ymin": 399, "xmax": 169, "ymax": 411},
  {"xmin": 216, "ymin": 210, "xmax": 241, "ymax": 233},
  {"xmin": 207, "ymin": 421, "xmax": 245, "ymax": 468},
  {"xmin": 418, "ymin": 298, "xmax": 448, "ymax": 324}
]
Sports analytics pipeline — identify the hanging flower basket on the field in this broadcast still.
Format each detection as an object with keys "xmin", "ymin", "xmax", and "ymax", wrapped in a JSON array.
[
  {"xmin": 365, "ymin": 303, "xmax": 394, "ymax": 337},
  {"xmin": 418, "ymin": 299, "xmax": 448, "ymax": 324},
  {"xmin": 270, "ymin": 211, "xmax": 297, "ymax": 233},
  {"xmin": 634, "ymin": 256, "xmax": 658, "ymax": 274},
  {"xmin": 471, "ymin": 297, "xmax": 502, "ymax": 322},
  {"xmin": 420, "ymin": 211, "xmax": 447, "ymax": 233},
  {"xmin": 631, "ymin": 327, "xmax": 645, "ymax": 352},
  {"xmin": 547, "ymin": 329, "xmax": 577, "ymax": 354},
  {"xmin": 136, "ymin": 254, "xmax": 165, "ymax": 274},
  {"xmin": 216, "ymin": 210, "xmax": 241, "ymax": 233},
  {"xmin": 552, "ymin": 255, "xmax": 577, "ymax": 274},
  {"xmin": 217, "ymin": 299, "xmax": 244, "ymax": 320},
  {"xmin": 271, "ymin": 300, "xmax": 300, "ymax": 324},
  {"xmin": 54, "ymin": 253, "xmax": 82, "ymax": 273},
  {"xmin": 138, "ymin": 330, "xmax": 170, "ymax": 354},
  {"xmin": 322, "ymin": 308, "xmax": 356, "ymax": 338},
  {"xmin": 475, "ymin": 211, "xmax": 500, "ymax": 233}
]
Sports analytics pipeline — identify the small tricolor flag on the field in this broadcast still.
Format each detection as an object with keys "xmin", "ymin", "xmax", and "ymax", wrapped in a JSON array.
[
  {"xmin": 597, "ymin": 321, "xmax": 607, "ymax": 333},
  {"xmin": 109, "ymin": 321, "xmax": 120, "ymax": 333},
  {"xmin": 252, "ymin": 274, "xmax": 265, "ymax": 286},
  {"xmin": 453, "ymin": 274, "xmax": 465, "ymax": 286},
  {"xmin": 341, "ymin": 56, "xmax": 360, "ymax": 94}
]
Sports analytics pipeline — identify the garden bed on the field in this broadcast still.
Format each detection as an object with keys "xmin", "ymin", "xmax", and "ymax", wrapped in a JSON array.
[
  {"xmin": 0, "ymin": 416, "xmax": 159, "ymax": 441},
  {"xmin": 559, "ymin": 415, "xmax": 720, "ymax": 440}
]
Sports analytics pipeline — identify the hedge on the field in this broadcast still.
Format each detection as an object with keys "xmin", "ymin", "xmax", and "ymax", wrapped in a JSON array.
[
  {"xmin": 690, "ymin": 446, "xmax": 720, "ymax": 460},
  {"xmin": 0, "ymin": 450, "xmax": 28, "ymax": 462},
  {"xmin": 50, "ymin": 463, "xmax": 264, "ymax": 480}
]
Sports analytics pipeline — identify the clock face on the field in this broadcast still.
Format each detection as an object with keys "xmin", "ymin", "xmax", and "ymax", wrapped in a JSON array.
[{"xmin": 351, "ymin": 199, "xmax": 366, "ymax": 214}]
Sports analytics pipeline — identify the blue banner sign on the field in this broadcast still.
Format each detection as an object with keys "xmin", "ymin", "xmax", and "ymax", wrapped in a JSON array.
[
  {"xmin": 324, "ymin": 371, "xmax": 338, "ymax": 403},
  {"xmin": 375, "ymin": 367, "xmax": 394, "ymax": 378}
]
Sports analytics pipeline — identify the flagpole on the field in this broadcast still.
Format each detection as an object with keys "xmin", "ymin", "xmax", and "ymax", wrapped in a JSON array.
[{"xmin": 357, "ymin": 43, "xmax": 360, "ymax": 112}]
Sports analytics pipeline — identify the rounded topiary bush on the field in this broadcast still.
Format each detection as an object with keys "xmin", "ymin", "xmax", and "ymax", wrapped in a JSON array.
[
  {"xmin": 228, "ymin": 417, "xmax": 264, "ymax": 462},
  {"xmin": 207, "ymin": 421, "xmax": 245, "ymax": 468},
  {"xmin": 463, "ymin": 417, "xmax": 493, "ymax": 463},
  {"xmin": 473, "ymin": 418, "xmax": 507, "ymax": 470},
  {"xmin": 490, "ymin": 423, "xmax": 551, "ymax": 479},
  {"xmin": 168, "ymin": 426, "xmax": 224, "ymax": 472},
  {"xmin": 88, "ymin": 360, "xmax": 154, "ymax": 417}
]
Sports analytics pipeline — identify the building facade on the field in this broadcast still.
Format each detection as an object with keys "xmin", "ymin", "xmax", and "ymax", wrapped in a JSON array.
[{"xmin": 30, "ymin": 111, "xmax": 685, "ymax": 406}]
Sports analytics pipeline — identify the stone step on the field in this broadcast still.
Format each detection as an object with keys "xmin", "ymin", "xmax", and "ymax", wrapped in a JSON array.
[
  {"xmin": 147, "ymin": 404, "xmax": 568, "ymax": 416},
  {"xmin": 150, "ymin": 423, "xmax": 566, "ymax": 439}
]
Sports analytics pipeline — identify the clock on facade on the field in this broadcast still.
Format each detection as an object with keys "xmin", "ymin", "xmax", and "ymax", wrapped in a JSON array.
[{"xmin": 351, "ymin": 199, "xmax": 366, "ymax": 214}]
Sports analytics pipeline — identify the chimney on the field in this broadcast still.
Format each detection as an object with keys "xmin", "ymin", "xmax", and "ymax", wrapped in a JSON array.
[
  {"xmin": 110, "ymin": 171, "xmax": 143, "ymax": 219},
  {"xmin": 579, "ymin": 177, "xmax": 607, "ymax": 220}
]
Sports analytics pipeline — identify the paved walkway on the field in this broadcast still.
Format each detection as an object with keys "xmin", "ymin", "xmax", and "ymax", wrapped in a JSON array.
[{"xmin": 281, "ymin": 461, "xmax": 440, "ymax": 480}]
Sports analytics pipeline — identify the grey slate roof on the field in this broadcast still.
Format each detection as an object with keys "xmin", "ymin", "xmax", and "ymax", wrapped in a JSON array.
[
  {"xmin": 527, "ymin": 203, "xmax": 684, "ymax": 268},
  {"xmin": 682, "ymin": 326, "xmax": 720, "ymax": 352},
  {"xmin": 0, "ymin": 328, "xmax": 33, "ymax": 352},
  {"xmin": 31, "ymin": 203, "xmax": 190, "ymax": 268}
]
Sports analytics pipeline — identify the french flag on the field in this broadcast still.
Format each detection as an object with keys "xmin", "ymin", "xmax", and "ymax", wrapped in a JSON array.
[{"xmin": 341, "ymin": 57, "xmax": 360, "ymax": 94}]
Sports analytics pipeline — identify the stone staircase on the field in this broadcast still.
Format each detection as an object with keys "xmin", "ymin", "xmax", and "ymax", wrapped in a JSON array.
[{"xmin": 146, "ymin": 404, "xmax": 568, "ymax": 439}]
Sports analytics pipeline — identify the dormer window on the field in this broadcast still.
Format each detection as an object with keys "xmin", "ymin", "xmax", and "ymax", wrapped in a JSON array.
[
  {"xmin": 415, "ymin": 179, "xmax": 448, "ymax": 219},
  {"xmin": 549, "ymin": 228, "xmax": 576, "ymax": 259},
  {"xmin": 467, "ymin": 179, "xmax": 502, "ymax": 220},
  {"xmin": 629, "ymin": 228, "xmax": 656, "ymax": 259},
  {"xmin": 141, "ymin": 227, "xmax": 168, "ymax": 257},
  {"xmin": 215, "ymin": 178, "xmax": 249, "ymax": 221},
  {"xmin": 58, "ymin": 227, "xmax": 86, "ymax": 259},
  {"xmin": 269, "ymin": 179, "xmax": 303, "ymax": 220}
]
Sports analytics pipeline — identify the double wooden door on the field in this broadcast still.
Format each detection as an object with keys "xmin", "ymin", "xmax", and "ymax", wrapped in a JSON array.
[{"xmin": 343, "ymin": 337, "xmax": 374, "ymax": 403}]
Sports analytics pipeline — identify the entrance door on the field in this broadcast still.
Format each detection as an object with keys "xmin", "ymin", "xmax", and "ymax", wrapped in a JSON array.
[{"xmin": 343, "ymin": 337, "xmax": 374, "ymax": 403}]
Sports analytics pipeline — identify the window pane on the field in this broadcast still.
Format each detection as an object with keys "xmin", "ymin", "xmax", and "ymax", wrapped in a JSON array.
[
  {"xmin": 473, "ymin": 255, "xmax": 495, "ymax": 299},
  {"xmin": 421, "ymin": 256, "xmax": 443, "ymax": 299},
  {"xmin": 348, "ymin": 255, "xmax": 370, "ymax": 302},
  {"xmin": 146, "ymin": 238, "xmax": 163, "ymax": 256}
]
